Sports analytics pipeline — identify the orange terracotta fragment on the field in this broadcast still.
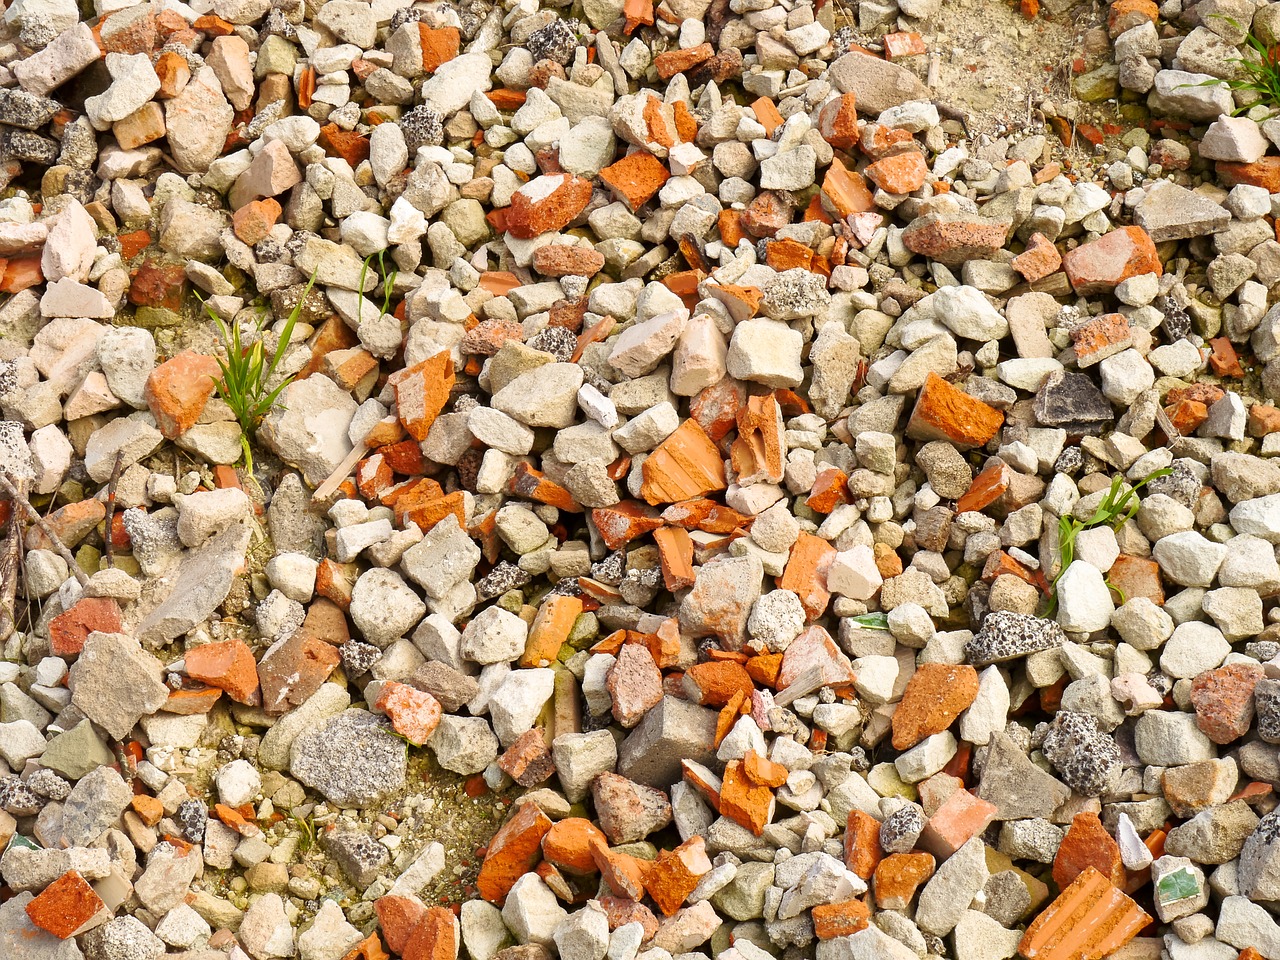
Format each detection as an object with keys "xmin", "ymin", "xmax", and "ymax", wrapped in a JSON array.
[
  {"xmin": 511, "ymin": 462, "xmax": 582, "ymax": 513},
  {"xmin": 26, "ymin": 870, "xmax": 107, "ymax": 939},
  {"xmin": 1062, "ymin": 225, "xmax": 1161, "ymax": 296},
  {"xmin": 644, "ymin": 836, "xmax": 711, "ymax": 916},
  {"xmin": 506, "ymin": 174, "xmax": 593, "ymax": 239},
  {"xmin": 821, "ymin": 158, "xmax": 876, "ymax": 219},
  {"xmin": 874, "ymin": 852, "xmax": 936, "ymax": 910},
  {"xmin": 751, "ymin": 97, "xmax": 784, "ymax": 137},
  {"xmin": 376, "ymin": 897, "xmax": 427, "ymax": 956},
  {"xmin": 542, "ymin": 818, "xmax": 607, "ymax": 874},
  {"xmin": 145, "ymin": 351, "xmax": 222, "ymax": 439},
  {"xmin": 892, "ymin": 663, "xmax": 980, "ymax": 750},
  {"xmin": 906, "ymin": 372, "xmax": 1005, "ymax": 450},
  {"xmin": 865, "ymin": 151, "xmax": 928, "ymax": 194},
  {"xmin": 392, "ymin": 351, "xmax": 454, "ymax": 441},
  {"xmin": 185, "ymin": 639, "xmax": 261, "ymax": 705},
  {"xmin": 641, "ymin": 418, "xmax": 727, "ymax": 505},
  {"xmin": 521, "ymin": 594, "xmax": 583, "ymax": 668},
  {"xmin": 918, "ymin": 789, "xmax": 998, "ymax": 860},
  {"xmin": 778, "ymin": 533, "xmax": 837, "ymax": 622},
  {"xmin": 845, "ymin": 810, "xmax": 884, "ymax": 880},
  {"xmin": 654, "ymin": 43, "xmax": 714, "ymax": 79},
  {"xmin": 806, "ymin": 467, "xmax": 851, "ymax": 514},
  {"xmin": 817, "ymin": 93, "xmax": 859, "ymax": 149},
  {"xmin": 599, "ymin": 151, "xmax": 670, "ymax": 211},
  {"xmin": 718, "ymin": 759, "xmax": 774, "ymax": 836},
  {"xmin": 477, "ymin": 799, "xmax": 553, "ymax": 905},
  {"xmin": 812, "ymin": 899, "xmax": 871, "ymax": 939},
  {"xmin": 1106, "ymin": 554, "xmax": 1163, "ymax": 605},
  {"xmin": 592, "ymin": 501, "xmax": 664, "ymax": 550},
  {"xmin": 418, "ymin": 24, "xmax": 460, "ymax": 72},
  {"xmin": 684, "ymin": 660, "xmax": 753, "ymax": 707},
  {"xmin": 653, "ymin": 525, "xmax": 696, "ymax": 591},
  {"xmin": 743, "ymin": 749, "xmax": 788, "ymax": 788},
  {"xmin": 1019, "ymin": 866, "xmax": 1150, "ymax": 960},
  {"xmin": 1013, "ymin": 232, "xmax": 1063, "ymax": 282},
  {"xmin": 375, "ymin": 682, "xmax": 442, "ymax": 746}
]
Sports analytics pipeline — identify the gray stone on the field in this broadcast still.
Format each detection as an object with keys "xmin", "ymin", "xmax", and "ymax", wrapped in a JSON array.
[
  {"xmin": 976, "ymin": 731, "xmax": 1071, "ymax": 820},
  {"xmin": 915, "ymin": 837, "xmax": 989, "ymax": 936},
  {"xmin": 1134, "ymin": 181, "xmax": 1231, "ymax": 242},
  {"xmin": 618, "ymin": 696, "xmax": 718, "ymax": 787},
  {"xmin": 429, "ymin": 714, "xmax": 499, "ymax": 775},
  {"xmin": 829, "ymin": 50, "xmax": 932, "ymax": 116},
  {"xmin": 289, "ymin": 709, "xmax": 407, "ymax": 806},
  {"xmin": 69, "ymin": 632, "xmax": 169, "ymax": 740},
  {"xmin": 258, "ymin": 374, "xmax": 358, "ymax": 488},
  {"xmin": 62, "ymin": 765, "xmax": 132, "ymax": 847},
  {"xmin": 136, "ymin": 521, "xmax": 251, "ymax": 646}
]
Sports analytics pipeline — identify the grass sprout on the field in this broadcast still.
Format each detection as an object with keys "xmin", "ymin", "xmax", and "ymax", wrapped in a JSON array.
[
  {"xmin": 1189, "ymin": 17, "xmax": 1280, "ymax": 113},
  {"xmin": 202, "ymin": 271, "xmax": 316, "ymax": 476},
  {"xmin": 358, "ymin": 249, "xmax": 398, "ymax": 323},
  {"xmin": 1046, "ymin": 467, "xmax": 1171, "ymax": 615}
]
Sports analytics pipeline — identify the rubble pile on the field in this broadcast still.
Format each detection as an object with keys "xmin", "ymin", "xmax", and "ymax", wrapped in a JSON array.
[{"xmin": 4, "ymin": 0, "xmax": 1280, "ymax": 959}]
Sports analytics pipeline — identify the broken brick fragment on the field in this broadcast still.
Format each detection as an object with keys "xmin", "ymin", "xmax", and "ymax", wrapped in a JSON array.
[
  {"xmin": 49, "ymin": 597, "xmax": 122, "ymax": 658},
  {"xmin": 892, "ymin": 663, "xmax": 980, "ymax": 750},
  {"xmin": 392, "ymin": 351, "xmax": 454, "ymax": 441},
  {"xmin": 476, "ymin": 799, "xmax": 553, "ymax": 905},
  {"xmin": 1019, "ymin": 866, "xmax": 1150, "ymax": 960},
  {"xmin": 599, "ymin": 152, "xmax": 670, "ymax": 211},
  {"xmin": 906, "ymin": 372, "xmax": 1005, "ymax": 450},
  {"xmin": 144, "ymin": 350, "xmax": 222, "ymax": 439},
  {"xmin": 25, "ymin": 870, "xmax": 107, "ymax": 939},
  {"xmin": 184, "ymin": 639, "xmax": 261, "ymax": 706}
]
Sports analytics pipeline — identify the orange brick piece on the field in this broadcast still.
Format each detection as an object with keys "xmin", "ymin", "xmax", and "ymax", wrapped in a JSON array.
[
  {"xmin": 419, "ymin": 25, "xmax": 460, "ymax": 72},
  {"xmin": 653, "ymin": 525, "xmax": 696, "ymax": 592},
  {"xmin": 845, "ymin": 809, "xmax": 884, "ymax": 880},
  {"xmin": 1061, "ymin": 225, "xmax": 1162, "ymax": 296},
  {"xmin": 812, "ymin": 899, "xmax": 871, "ymax": 939},
  {"xmin": 393, "ymin": 350, "xmax": 454, "ymax": 441},
  {"xmin": 865, "ymin": 151, "xmax": 928, "ymax": 194},
  {"xmin": 1054, "ymin": 812, "xmax": 1125, "ymax": 890},
  {"xmin": 777, "ymin": 532, "xmax": 836, "ymax": 621},
  {"xmin": 892, "ymin": 663, "xmax": 980, "ymax": 750},
  {"xmin": 476, "ymin": 799, "xmax": 553, "ymax": 904},
  {"xmin": 521, "ymin": 594, "xmax": 583, "ymax": 667},
  {"xmin": 542, "ymin": 818, "xmax": 608, "ymax": 874},
  {"xmin": 1019, "ymin": 866, "xmax": 1151, "ymax": 960},
  {"xmin": 506, "ymin": 174, "xmax": 593, "ymax": 240},
  {"xmin": 184, "ymin": 638, "xmax": 261, "ymax": 705},
  {"xmin": 145, "ymin": 350, "xmax": 222, "ymax": 439},
  {"xmin": 874, "ymin": 852, "xmax": 936, "ymax": 910},
  {"xmin": 906, "ymin": 372, "xmax": 1005, "ymax": 450},
  {"xmin": 718, "ymin": 759, "xmax": 774, "ymax": 836},
  {"xmin": 26, "ymin": 870, "xmax": 107, "ymax": 939},
  {"xmin": 375, "ymin": 682, "xmax": 442, "ymax": 745},
  {"xmin": 918, "ymin": 789, "xmax": 998, "ymax": 860},
  {"xmin": 641, "ymin": 418, "xmax": 728, "ymax": 505},
  {"xmin": 816, "ymin": 94, "xmax": 859, "ymax": 149},
  {"xmin": 599, "ymin": 151, "xmax": 671, "ymax": 212}
]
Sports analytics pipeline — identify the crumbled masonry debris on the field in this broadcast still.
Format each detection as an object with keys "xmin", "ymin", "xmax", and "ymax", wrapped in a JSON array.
[{"xmin": 9, "ymin": 0, "xmax": 1280, "ymax": 958}]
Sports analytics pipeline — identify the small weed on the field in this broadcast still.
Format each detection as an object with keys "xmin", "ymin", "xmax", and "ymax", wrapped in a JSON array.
[
  {"xmin": 292, "ymin": 812, "xmax": 318, "ymax": 853},
  {"xmin": 202, "ymin": 271, "xmax": 316, "ymax": 476},
  {"xmin": 358, "ymin": 249, "xmax": 398, "ymax": 323},
  {"xmin": 1046, "ymin": 467, "xmax": 1171, "ymax": 615},
  {"xmin": 1188, "ymin": 17, "xmax": 1280, "ymax": 113}
]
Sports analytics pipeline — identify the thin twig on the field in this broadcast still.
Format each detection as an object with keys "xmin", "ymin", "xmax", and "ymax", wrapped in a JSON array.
[
  {"xmin": 0, "ymin": 473, "xmax": 90, "ymax": 587},
  {"xmin": 0, "ymin": 476, "xmax": 23, "ymax": 643},
  {"xmin": 104, "ymin": 451, "xmax": 124, "ymax": 569}
]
